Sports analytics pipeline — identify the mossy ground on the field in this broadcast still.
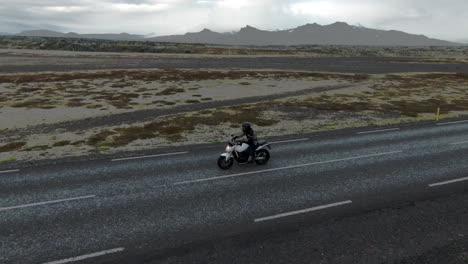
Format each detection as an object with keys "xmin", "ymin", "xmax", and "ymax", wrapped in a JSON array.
[
  {"xmin": 85, "ymin": 103, "xmax": 280, "ymax": 148},
  {"xmin": 82, "ymin": 72, "xmax": 467, "ymax": 149},
  {"xmin": 0, "ymin": 69, "xmax": 367, "ymax": 111},
  {"xmin": 1, "ymin": 71, "xmax": 467, "ymax": 161}
]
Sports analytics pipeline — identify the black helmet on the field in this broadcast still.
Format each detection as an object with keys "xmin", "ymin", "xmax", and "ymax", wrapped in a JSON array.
[{"xmin": 242, "ymin": 122, "xmax": 251, "ymax": 132}]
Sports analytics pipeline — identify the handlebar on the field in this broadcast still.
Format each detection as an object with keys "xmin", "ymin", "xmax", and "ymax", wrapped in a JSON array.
[{"xmin": 229, "ymin": 137, "xmax": 243, "ymax": 145}]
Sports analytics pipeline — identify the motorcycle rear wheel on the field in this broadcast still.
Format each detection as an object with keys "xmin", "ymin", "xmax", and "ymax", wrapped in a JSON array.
[
  {"xmin": 218, "ymin": 156, "xmax": 234, "ymax": 170},
  {"xmin": 255, "ymin": 149, "xmax": 270, "ymax": 165}
]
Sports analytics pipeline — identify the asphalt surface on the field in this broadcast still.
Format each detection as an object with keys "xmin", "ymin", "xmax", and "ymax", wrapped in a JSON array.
[
  {"xmin": 1, "ymin": 119, "xmax": 468, "ymax": 263},
  {"xmin": 1, "ymin": 55, "xmax": 468, "ymax": 73}
]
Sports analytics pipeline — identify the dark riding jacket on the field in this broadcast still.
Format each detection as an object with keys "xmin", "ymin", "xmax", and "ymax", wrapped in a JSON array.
[{"xmin": 238, "ymin": 128, "xmax": 258, "ymax": 146}]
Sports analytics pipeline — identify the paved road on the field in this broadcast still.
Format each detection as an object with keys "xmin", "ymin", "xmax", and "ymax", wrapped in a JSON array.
[
  {"xmin": 1, "ymin": 55, "xmax": 468, "ymax": 73},
  {"xmin": 1, "ymin": 119, "xmax": 468, "ymax": 264}
]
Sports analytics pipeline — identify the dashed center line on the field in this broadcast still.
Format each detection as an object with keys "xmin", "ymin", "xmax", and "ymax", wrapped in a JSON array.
[
  {"xmin": 111, "ymin": 151, "xmax": 188, "ymax": 162},
  {"xmin": 450, "ymin": 140, "xmax": 468, "ymax": 145},
  {"xmin": 43, "ymin": 247, "xmax": 125, "ymax": 264},
  {"xmin": 254, "ymin": 200, "xmax": 352, "ymax": 222},
  {"xmin": 356, "ymin": 128, "xmax": 400, "ymax": 134},
  {"xmin": 270, "ymin": 138, "xmax": 309, "ymax": 144},
  {"xmin": 0, "ymin": 169, "xmax": 19, "ymax": 174},
  {"xmin": 0, "ymin": 195, "xmax": 96, "ymax": 212},
  {"xmin": 429, "ymin": 176, "xmax": 468, "ymax": 187},
  {"xmin": 437, "ymin": 120, "xmax": 468, "ymax": 126},
  {"xmin": 174, "ymin": 151, "xmax": 402, "ymax": 185}
]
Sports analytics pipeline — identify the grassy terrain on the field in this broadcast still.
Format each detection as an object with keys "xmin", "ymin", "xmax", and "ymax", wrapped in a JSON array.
[
  {"xmin": 1, "ymin": 36, "xmax": 468, "ymax": 59},
  {"xmin": 287, "ymin": 73, "xmax": 468, "ymax": 117},
  {"xmin": 86, "ymin": 104, "xmax": 280, "ymax": 148},
  {"xmin": 0, "ymin": 69, "xmax": 368, "ymax": 84},
  {"xmin": 0, "ymin": 70, "xmax": 467, "ymax": 161},
  {"xmin": 0, "ymin": 69, "xmax": 368, "ymax": 110},
  {"xmin": 84, "ymin": 72, "xmax": 468, "ymax": 148},
  {"xmin": 0, "ymin": 36, "xmax": 319, "ymax": 56}
]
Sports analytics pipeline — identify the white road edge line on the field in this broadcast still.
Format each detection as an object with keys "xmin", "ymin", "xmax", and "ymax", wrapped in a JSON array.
[
  {"xmin": 0, "ymin": 169, "xmax": 19, "ymax": 174},
  {"xmin": 254, "ymin": 200, "xmax": 352, "ymax": 223},
  {"xmin": 0, "ymin": 195, "xmax": 96, "ymax": 212},
  {"xmin": 174, "ymin": 151, "xmax": 402, "ymax": 185},
  {"xmin": 111, "ymin": 151, "xmax": 188, "ymax": 162},
  {"xmin": 437, "ymin": 120, "xmax": 468, "ymax": 126},
  {"xmin": 450, "ymin": 141, "xmax": 468, "ymax": 145},
  {"xmin": 356, "ymin": 128, "xmax": 400, "ymax": 134},
  {"xmin": 270, "ymin": 138, "xmax": 309, "ymax": 144},
  {"xmin": 43, "ymin": 247, "xmax": 125, "ymax": 264},
  {"xmin": 429, "ymin": 176, "xmax": 468, "ymax": 187}
]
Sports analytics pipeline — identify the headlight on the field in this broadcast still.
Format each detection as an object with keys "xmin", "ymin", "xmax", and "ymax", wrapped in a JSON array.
[{"xmin": 225, "ymin": 145, "xmax": 232, "ymax": 152}]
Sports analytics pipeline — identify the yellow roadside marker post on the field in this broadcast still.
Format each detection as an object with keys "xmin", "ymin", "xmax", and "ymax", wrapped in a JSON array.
[{"xmin": 436, "ymin": 107, "xmax": 441, "ymax": 121}]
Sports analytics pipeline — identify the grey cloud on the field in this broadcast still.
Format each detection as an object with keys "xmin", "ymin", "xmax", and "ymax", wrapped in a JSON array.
[{"xmin": 0, "ymin": 0, "xmax": 466, "ymax": 41}]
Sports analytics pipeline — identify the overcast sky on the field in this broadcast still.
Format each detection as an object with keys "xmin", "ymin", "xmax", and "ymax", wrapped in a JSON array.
[{"xmin": 1, "ymin": 0, "xmax": 467, "ymax": 42}]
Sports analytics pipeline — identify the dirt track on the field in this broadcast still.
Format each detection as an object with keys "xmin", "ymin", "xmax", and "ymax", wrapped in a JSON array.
[{"xmin": 1, "ymin": 55, "xmax": 468, "ymax": 74}]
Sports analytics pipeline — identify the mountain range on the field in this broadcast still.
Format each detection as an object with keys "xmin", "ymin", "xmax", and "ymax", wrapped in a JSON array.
[
  {"xmin": 14, "ymin": 30, "xmax": 145, "ymax": 41},
  {"xmin": 14, "ymin": 22, "xmax": 461, "ymax": 46}
]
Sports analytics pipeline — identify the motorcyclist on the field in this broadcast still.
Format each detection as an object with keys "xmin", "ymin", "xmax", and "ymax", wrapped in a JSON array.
[{"xmin": 236, "ymin": 122, "xmax": 257, "ymax": 163}]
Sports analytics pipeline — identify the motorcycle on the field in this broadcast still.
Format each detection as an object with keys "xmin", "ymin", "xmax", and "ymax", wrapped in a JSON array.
[{"xmin": 217, "ymin": 135, "xmax": 271, "ymax": 170}]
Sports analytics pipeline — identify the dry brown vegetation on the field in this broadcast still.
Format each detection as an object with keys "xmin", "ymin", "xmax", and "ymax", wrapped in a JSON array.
[
  {"xmin": 0, "ymin": 142, "xmax": 27, "ymax": 153},
  {"xmin": 87, "ymin": 130, "xmax": 116, "ymax": 146},
  {"xmin": 0, "ymin": 69, "xmax": 370, "ymax": 110},
  {"xmin": 1, "ymin": 70, "xmax": 467, "ymax": 161},
  {"xmin": 0, "ymin": 69, "xmax": 370, "ymax": 84},
  {"xmin": 10, "ymin": 98, "xmax": 58, "ymax": 109},
  {"xmin": 52, "ymin": 140, "xmax": 71, "ymax": 147},
  {"xmin": 152, "ymin": 100, "xmax": 176, "ymax": 106},
  {"xmin": 155, "ymin": 87, "xmax": 186, "ymax": 96},
  {"xmin": 82, "ymin": 71, "xmax": 468, "ymax": 148},
  {"xmin": 86, "ymin": 103, "xmax": 279, "ymax": 148},
  {"xmin": 281, "ymin": 73, "xmax": 468, "ymax": 117},
  {"xmin": 22, "ymin": 145, "xmax": 51, "ymax": 151},
  {"xmin": 3, "ymin": 36, "xmax": 468, "ymax": 59}
]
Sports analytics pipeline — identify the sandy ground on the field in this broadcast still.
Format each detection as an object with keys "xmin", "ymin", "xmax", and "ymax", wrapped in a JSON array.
[
  {"xmin": 0, "ymin": 69, "xmax": 343, "ymax": 130},
  {"xmin": 1, "ymin": 70, "xmax": 467, "ymax": 162}
]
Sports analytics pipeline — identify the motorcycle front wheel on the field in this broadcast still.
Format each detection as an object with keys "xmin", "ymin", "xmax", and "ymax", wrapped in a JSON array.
[{"xmin": 218, "ymin": 156, "xmax": 234, "ymax": 170}]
